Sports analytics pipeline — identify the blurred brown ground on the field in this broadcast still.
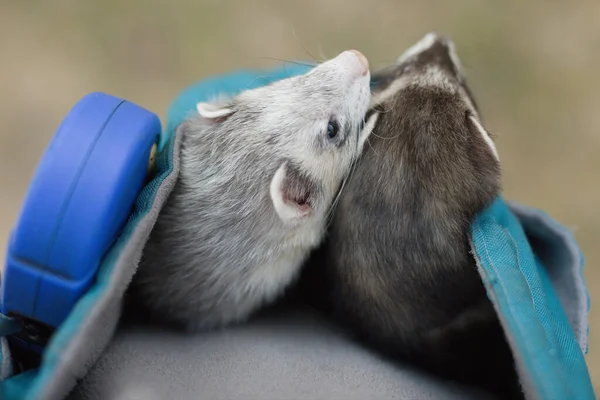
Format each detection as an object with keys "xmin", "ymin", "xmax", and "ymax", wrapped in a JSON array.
[{"xmin": 1, "ymin": 0, "xmax": 598, "ymax": 392}]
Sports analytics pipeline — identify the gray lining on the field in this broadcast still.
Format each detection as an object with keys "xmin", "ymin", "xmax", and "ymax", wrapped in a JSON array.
[
  {"xmin": 508, "ymin": 201, "xmax": 589, "ymax": 354},
  {"xmin": 67, "ymin": 308, "xmax": 501, "ymax": 400},
  {"xmin": 0, "ymin": 338, "xmax": 13, "ymax": 382}
]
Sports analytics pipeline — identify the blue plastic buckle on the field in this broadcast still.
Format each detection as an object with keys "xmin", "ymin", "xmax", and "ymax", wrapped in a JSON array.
[{"xmin": 0, "ymin": 92, "xmax": 161, "ymax": 355}]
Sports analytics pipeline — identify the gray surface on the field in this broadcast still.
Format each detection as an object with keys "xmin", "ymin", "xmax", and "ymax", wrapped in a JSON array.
[
  {"xmin": 0, "ymin": 337, "xmax": 13, "ymax": 382},
  {"xmin": 67, "ymin": 307, "xmax": 498, "ymax": 400}
]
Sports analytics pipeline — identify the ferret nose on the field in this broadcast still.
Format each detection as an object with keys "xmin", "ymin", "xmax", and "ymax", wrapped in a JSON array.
[
  {"xmin": 349, "ymin": 49, "xmax": 369, "ymax": 75},
  {"xmin": 340, "ymin": 49, "xmax": 369, "ymax": 77}
]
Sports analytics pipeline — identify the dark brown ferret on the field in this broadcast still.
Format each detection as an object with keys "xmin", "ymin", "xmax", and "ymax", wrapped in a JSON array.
[{"xmin": 297, "ymin": 33, "xmax": 523, "ymax": 399}]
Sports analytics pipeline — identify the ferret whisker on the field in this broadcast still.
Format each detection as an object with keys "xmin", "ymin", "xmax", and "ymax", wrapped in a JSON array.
[
  {"xmin": 370, "ymin": 130, "xmax": 401, "ymax": 140},
  {"xmin": 325, "ymin": 155, "xmax": 356, "ymax": 228},
  {"xmin": 317, "ymin": 42, "xmax": 329, "ymax": 62},
  {"xmin": 360, "ymin": 113, "xmax": 380, "ymax": 157},
  {"xmin": 368, "ymin": 101, "xmax": 394, "ymax": 115},
  {"xmin": 365, "ymin": 135, "xmax": 378, "ymax": 157},
  {"xmin": 257, "ymin": 57, "xmax": 318, "ymax": 68},
  {"xmin": 291, "ymin": 26, "xmax": 323, "ymax": 64},
  {"xmin": 325, "ymin": 176, "xmax": 346, "ymax": 228},
  {"xmin": 324, "ymin": 122, "xmax": 363, "ymax": 227},
  {"xmin": 245, "ymin": 74, "xmax": 275, "ymax": 89}
]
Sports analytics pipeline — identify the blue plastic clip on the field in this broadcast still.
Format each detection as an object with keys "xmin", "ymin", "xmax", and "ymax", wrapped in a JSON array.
[{"xmin": 0, "ymin": 92, "xmax": 160, "ymax": 353}]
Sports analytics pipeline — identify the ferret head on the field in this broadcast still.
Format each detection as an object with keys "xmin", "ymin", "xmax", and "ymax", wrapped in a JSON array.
[
  {"xmin": 364, "ymin": 32, "xmax": 501, "ymax": 217},
  {"xmin": 192, "ymin": 50, "xmax": 371, "ymax": 228}
]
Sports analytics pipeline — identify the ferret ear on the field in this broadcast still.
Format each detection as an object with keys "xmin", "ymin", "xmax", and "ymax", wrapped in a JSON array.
[
  {"xmin": 196, "ymin": 101, "xmax": 235, "ymax": 123},
  {"xmin": 270, "ymin": 162, "xmax": 315, "ymax": 225}
]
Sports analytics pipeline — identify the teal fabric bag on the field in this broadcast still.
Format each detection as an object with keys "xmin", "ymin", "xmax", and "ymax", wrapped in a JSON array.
[
  {"xmin": 0, "ymin": 63, "xmax": 595, "ymax": 400},
  {"xmin": 471, "ymin": 198, "xmax": 594, "ymax": 399}
]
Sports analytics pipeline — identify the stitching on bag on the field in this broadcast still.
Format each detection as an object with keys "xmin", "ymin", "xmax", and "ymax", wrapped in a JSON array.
[
  {"xmin": 500, "ymin": 227, "xmax": 542, "ymax": 315},
  {"xmin": 475, "ymin": 221, "xmax": 543, "ymax": 399},
  {"xmin": 501, "ymin": 225, "xmax": 573, "ymax": 395},
  {"xmin": 475, "ymin": 222, "xmax": 532, "ymax": 350}
]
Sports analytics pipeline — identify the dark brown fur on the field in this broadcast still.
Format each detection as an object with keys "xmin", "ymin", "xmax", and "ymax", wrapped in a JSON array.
[{"xmin": 294, "ymin": 34, "xmax": 524, "ymax": 399}]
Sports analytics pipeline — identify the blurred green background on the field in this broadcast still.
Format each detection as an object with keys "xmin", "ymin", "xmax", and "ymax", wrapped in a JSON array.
[{"xmin": 1, "ymin": 0, "xmax": 598, "ymax": 392}]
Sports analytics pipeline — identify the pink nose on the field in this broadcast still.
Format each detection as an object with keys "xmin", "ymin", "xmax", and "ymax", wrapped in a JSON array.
[
  {"xmin": 349, "ymin": 49, "xmax": 369, "ymax": 74},
  {"xmin": 341, "ymin": 49, "xmax": 369, "ymax": 77}
]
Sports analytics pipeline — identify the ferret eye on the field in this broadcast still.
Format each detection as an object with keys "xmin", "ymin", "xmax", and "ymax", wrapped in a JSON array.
[{"xmin": 327, "ymin": 119, "xmax": 339, "ymax": 139}]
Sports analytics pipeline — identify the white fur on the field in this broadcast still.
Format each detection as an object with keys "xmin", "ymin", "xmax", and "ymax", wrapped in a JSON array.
[
  {"xmin": 469, "ymin": 115, "xmax": 500, "ymax": 161},
  {"xmin": 461, "ymin": 89, "xmax": 480, "ymax": 120},
  {"xmin": 370, "ymin": 65, "xmax": 453, "ymax": 108},
  {"xmin": 374, "ymin": 32, "xmax": 461, "ymax": 107},
  {"xmin": 196, "ymin": 102, "xmax": 234, "ymax": 119},
  {"xmin": 446, "ymin": 38, "xmax": 465, "ymax": 81},
  {"xmin": 397, "ymin": 32, "xmax": 438, "ymax": 64},
  {"xmin": 245, "ymin": 239, "xmax": 315, "ymax": 303},
  {"xmin": 370, "ymin": 75, "xmax": 411, "ymax": 108},
  {"xmin": 358, "ymin": 112, "xmax": 379, "ymax": 153},
  {"xmin": 415, "ymin": 65, "xmax": 454, "ymax": 90}
]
